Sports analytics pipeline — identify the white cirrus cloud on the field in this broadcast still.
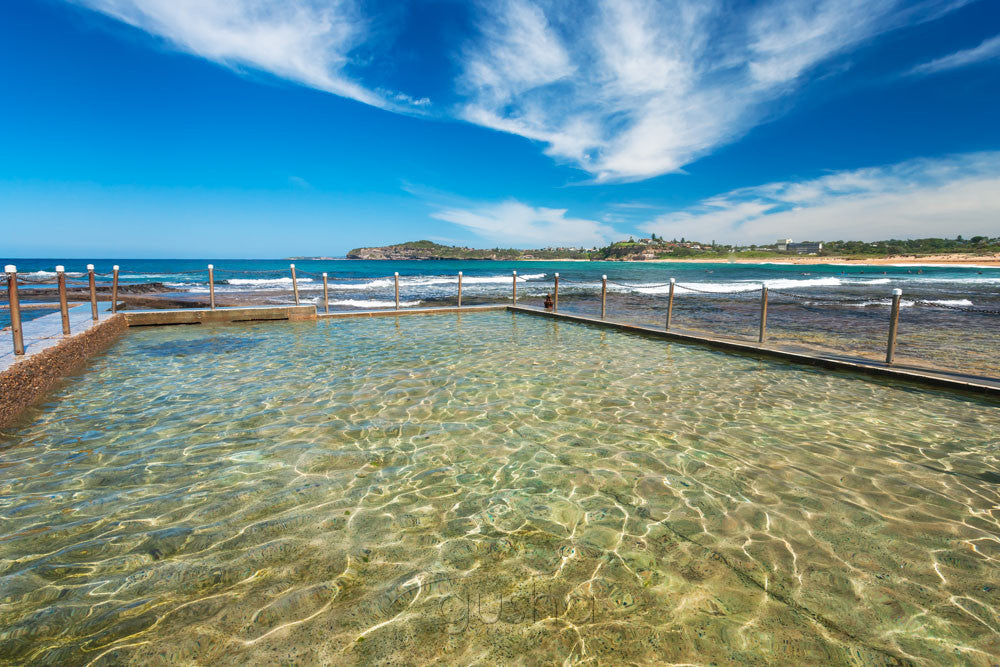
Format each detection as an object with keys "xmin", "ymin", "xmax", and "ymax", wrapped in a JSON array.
[
  {"xmin": 907, "ymin": 34, "xmax": 1000, "ymax": 76},
  {"xmin": 70, "ymin": 0, "xmax": 384, "ymax": 106},
  {"xmin": 458, "ymin": 0, "xmax": 972, "ymax": 182},
  {"xmin": 69, "ymin": 0, "xmax": 975, "ymax": 181},
  {"xmin": 431, "ymin": 200, "xmax": 615, "ymax": 247},
  {"xmin": 640, "ymin": 152, "xmax": 1000, "ymax": 243}
]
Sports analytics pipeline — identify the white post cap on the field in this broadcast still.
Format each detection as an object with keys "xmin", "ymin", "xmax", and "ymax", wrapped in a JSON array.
[
  {"xmin": 670, "ymin": 277, "xmax": 675, "ymax": 283},
  {"xmin": 113, "ymin": 265, "xmax": 119, "ymax": 271},
  {"xmin": 458, "ymin": 271, "xmax": 462, "ymax": 275},
  {"xmin": 555, "ymin": 272, "xmax": 559, "ymax": 277},
  {"xmin": 602, "ymin": 274, "xmax": 607, "ymax": 279},
  {"xmin": 55, "ymin": 265, "xmax": 65, "ymax": 272},
  {"xmin": 87, "ymin": 264, "xmax": 94, "ymax": 270},
  {"xmin": 394, "ymin": 271, "xmax": 399, "ymax": 276},
  {"xmin": 892, "ymin": 288, "xmax": 902, "ymax": 296},
  {"xmin": 322, "ymin": 272, "xmax": 327, "ymax": 277},
  {"xmin": 290, "ymin": 263, "xmax": 295, "ymax": 268},
  {"xmin": 207, "ymin": 264, "xmax": 213, "ymax": 269},
  {"xmin": 513, "ymin": 270, "xmax": 517, "ymax": 275},
  {"xmin": 4, "ymin": 265, "xmax": 15, "ymax": 273}
]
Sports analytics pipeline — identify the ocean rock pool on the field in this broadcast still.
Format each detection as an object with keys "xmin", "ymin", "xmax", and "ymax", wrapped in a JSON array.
[{"xmin": 0, "ymin": 311, "xmax": 998, "ymax": 664}]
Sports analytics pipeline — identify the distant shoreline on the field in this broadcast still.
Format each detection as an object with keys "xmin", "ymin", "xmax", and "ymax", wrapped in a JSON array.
[{"xmin": 515, "ymin": 253, "xmax": 1000, "ymax": 267}]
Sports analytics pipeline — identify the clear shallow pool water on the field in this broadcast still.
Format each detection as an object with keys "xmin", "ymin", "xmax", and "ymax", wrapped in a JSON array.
[{"xmin": 1, "ymin": 312, "xmax": 998, "ymax": 664}]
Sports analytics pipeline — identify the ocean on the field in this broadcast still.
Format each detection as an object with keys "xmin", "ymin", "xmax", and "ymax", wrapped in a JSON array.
[{"xmin": 4, "ymin": 257, "xmax": 999, "ymax": 376}]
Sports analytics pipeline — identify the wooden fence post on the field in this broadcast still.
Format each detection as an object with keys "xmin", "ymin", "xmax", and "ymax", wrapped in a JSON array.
[
  {"xmin": 553, "ymin": 273, "xmax": 559, "ymax": 312},
  {"xmin": 758, "ymin": 285, "xmax": 768, "ymax": 343},
  {"xmin": 290, "ymin": 264, "xmax": 300, "ymax": 305},
  {"xmin": 111, "ymin": 265, "xmax": 120, "ymax": 313},
  {"xmin": 322, "ymin": 273, "xmax": 329, "ymax": 313},
  {"xmin": 394, "ymin": 272, "xmax": 400, "ymax": 310},
  {"xmin": 56, "ymin": 266, "xmax": 70, "ymax": 334},
  {"xmin": 207, "ymin": 264, "xmax": 215, "ymax": 310},
  {"xmin": 666, "ymin": 278, "xmax": 675, "ymax": 330},
  {"xmin": 457, "ymin": 271, "xmax": 462, "ymax": 308},
  {"xmin": 885, "ymin": 288, "xmax": 902, "ymax": 364},
  {"xmin": 601, "ymin": 275, "xmax": 607, "ymax": 320},
  {"xmin": 5, "ymin": 265, "xmax": 24, "ymax": 355},
  {"xmin": 87, "ymin": 264, "xmax": 98, "ymax": 321}
]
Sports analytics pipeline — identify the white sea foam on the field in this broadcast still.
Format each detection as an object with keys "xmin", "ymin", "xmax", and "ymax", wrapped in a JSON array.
[
  {"xmin": 21, "ymin": 270, "xmax": 84, "ymax": 278},
  {"xmin": 888, "ymin": 263, "xmax": 1000, "ymax": 269},
  {"xmin": 399, "ymin": 273, "xmax": 544, "ymax": 286},
  {"xmin": 920, "ymin": 299, "xmax": 973, "ymax": 306},
  {"xmin": 226, "ymin": 277, "xmax": 314, "ymax": 286},
  {"xmin": 627, "ymin": 276, "xmax": 845, "ymax": 295},
  {"xmin": 904, "ymin": 276, "xmax": 1000, "ymax": 285},
  {"xmin": 333, "ymin": 279, "xmax": 393, "ymax": 290},
  {"xmin": 326, "ymin": 299, "xmax": 422, "ymax": 308},
  {"xmin": 848, "ymin": 299, "xmax": 917, "ymax": 308},
  {"xmin": 763, "ymin": 277, "xmax": 843, "ymax": 289},
  {"xmin": 121, "ymin": 273, "xmax": 188, "ymax": 279},
  {"xmin": 326, "ymin": 273, "xmax": 545, "ymax": 292}
]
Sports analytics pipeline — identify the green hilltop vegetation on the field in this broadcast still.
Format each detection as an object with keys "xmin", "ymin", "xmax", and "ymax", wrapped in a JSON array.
[
  {"xmin": 345, "ymin": 240, "xmax": 590, "ymax": 260},
  {"xmin": 346, "ymin": 236, "xmax": 1000, "ymax": 261}
]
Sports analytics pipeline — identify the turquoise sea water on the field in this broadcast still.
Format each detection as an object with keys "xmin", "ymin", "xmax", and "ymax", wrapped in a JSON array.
[{"xmin": 0, "ymin": 312, "xmax": 998, "ymax": 664}]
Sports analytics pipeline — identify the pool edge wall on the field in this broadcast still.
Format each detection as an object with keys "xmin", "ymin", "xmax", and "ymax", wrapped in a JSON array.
[
  {"xmin": 508, "ymin": 305, "xmax": 1000, "ymax": 399},
  {"xmin": 0, "ymin": 314, "xmax": 128, "ymax": 430}
]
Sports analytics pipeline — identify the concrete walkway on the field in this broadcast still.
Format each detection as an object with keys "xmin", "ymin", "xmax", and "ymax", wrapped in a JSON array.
[{"xmin": 0, "ymin": 302, "xmax": 115, "ymax": 373}]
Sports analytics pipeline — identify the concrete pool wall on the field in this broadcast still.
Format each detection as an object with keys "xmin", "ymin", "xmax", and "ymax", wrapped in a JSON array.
[{"xmin": 1, "ymin": 302, "xmax": 997, "ymax": 429}]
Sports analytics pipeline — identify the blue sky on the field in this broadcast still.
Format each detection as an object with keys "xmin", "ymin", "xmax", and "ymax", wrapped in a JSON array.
[{"xmin": 2, "ymin": 0, "xmax": 999, "ymax": 257}]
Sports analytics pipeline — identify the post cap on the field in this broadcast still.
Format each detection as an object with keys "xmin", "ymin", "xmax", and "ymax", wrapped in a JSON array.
[
  {"xmin": 602, "ymin": 274, "xmax": 607, "ymax": 279},
  {"xmin": 87, "ymin": 264, "xmax": 94, "ymax": 270},
  {"xmin": 892, "ymin": 288, "xmax": 902, "ymax": 296},
  {"xmin": 458, "ymin": 271, "xmax": 462, "ymax": 275},
  {"xmin": 394, "ymin": 271, "xmax": 399, "ymax": 276},
  {"xmin": 113, "ymin": 265, "xmax": 119, "ymax": 271},
  {"xmin": 322, "ymin": 272, "xmax": 327, "ymax": 277},
  {"xmin": 55, "ymin": 265, "xmax": 65, "ymax": 272},
  {"xmin": 290, "ymin": 263, "xmax": 295, "ymax": 268},
  {"xmin": 513, "ymin": 271, "xmax": 517, "ymax": 275},
  {"xmin": 555, "ymin": 272, "xmax": 559, "ymax": 277},
  {"xmin": 670, "ymin": 278, "xmax": 675, "ymax": 283},
  {"xmin": 4, "ymin": 265, "xmax": 15, "ymax": 273},
  {"xmin": 207, "ymin": 264, "xmax": 213, "ymax": 269}
]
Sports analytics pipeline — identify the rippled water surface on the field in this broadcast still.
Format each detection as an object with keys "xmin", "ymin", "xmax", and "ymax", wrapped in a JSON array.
[{"xmin": 1, "ymin": 312, "xmax": 999, "ymax": 665}]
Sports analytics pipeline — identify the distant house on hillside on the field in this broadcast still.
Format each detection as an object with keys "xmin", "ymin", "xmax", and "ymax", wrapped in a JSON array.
[
  {"xmin": 791, "ymin": 242, "xmax": 822, "ymax": 254},
  {"xmin": 777, "ymin": 239, "xmax": 822, "ymax": 254}
]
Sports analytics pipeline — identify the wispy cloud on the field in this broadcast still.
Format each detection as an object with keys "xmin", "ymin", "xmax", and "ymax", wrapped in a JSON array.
[
  {"xmin": 71, "ymin": 0, "xmax": 384, "ymax": 105},
  {"xmin": 69, "ymin": 0, "xmax": 974, "ymax": 182},
  {"xmin": 640, "ymin": 152, "xmax": 1000, "ymax": 243},
  {"xmin": 431, "ymin": 200, "xmax": 615, "ymax": 247},
  {"xmin": 458, "ymin": 0, "xmax": 972, "ymax": 182},
  {"xmin": 907, "ymin": 34, "xmax": 1000, "ymax": 76}
]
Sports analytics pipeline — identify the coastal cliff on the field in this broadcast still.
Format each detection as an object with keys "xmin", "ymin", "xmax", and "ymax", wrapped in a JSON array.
[{"xmin": 346, "ymin": 240, "xmax": 589, "ymax": 260}]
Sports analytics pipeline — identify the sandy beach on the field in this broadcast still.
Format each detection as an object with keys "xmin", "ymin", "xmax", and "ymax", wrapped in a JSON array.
[{"xmin": 621, "ymin": 253, "xmax": 1000, "ymax": 267}]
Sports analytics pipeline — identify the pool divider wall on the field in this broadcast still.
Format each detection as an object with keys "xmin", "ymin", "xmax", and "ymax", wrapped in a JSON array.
[
  {"xmin": 508, "ymin": 305, "xmax": 1000, "ymax": 398},
  {"xmin": 0, "ymin": 313, "xmax": 127, "ymax": 430},
  {"xmin": 123, "ymin": 304, "xmax": 318, "ymax": 326}
]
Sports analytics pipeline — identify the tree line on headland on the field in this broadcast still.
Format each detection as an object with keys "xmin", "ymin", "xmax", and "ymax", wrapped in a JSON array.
[{"xmin": 345, "ymin": 236, "xmax": 1000, "ymax": 261}]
